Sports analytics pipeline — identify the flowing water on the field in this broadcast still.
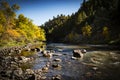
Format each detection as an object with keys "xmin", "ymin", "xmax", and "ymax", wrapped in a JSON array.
[{"xmin": 32, "ymin": 43, "xmax": 120, "ymax": 80}]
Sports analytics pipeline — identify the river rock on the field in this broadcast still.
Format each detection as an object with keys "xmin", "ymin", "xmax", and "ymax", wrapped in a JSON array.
[
  {"xmin": 31, "ymin": 48, "xmax": 41, "ymax": 52},
  {"xmin": 13, "ymin": 68, "xmax": 23, "ymax": 77},
  {"xmin": 24, "ymin": 69, "xmax": 35, "ymax": 80},
  {"xmin": 52, "ymin": 64, "xmax": 61, "ymax": 68},
  {"xmin": 25, "ymin": 69, "xmax": 34, "ymax": 75},
  {"xmin": 41, "ymin": 50, "xmax": 47, "ymax": 54},
  {"xmin": 71, "ymin": 56, "xmax": 77, "ymax": 60},
  {"xmin": 81, "ymin": 49, "xmax": 87, "ymax": 53},
  {"xmin": 73, "ymin": 49, "xmax": 83, "ymax": 59},
  {"xmin": 18, "ymin": 56, "xmax": 31, "ymax": 63},
  {"xmin": 34, "ymin": 69, "xmax": 42, "ymax": 75},
  {"xmin": 42, "ymin": 67, "xmax": 49, "ymax": 72},
  {"xmin": 53, "ymin": 58, "xmax": 61, "ymax": 62},
  {"xmin": 41, "ymin": 76, "xmax": 47, "ymax": 80},
  {"xmin": 92, "ymin": 67, "xmax": 98, "ymax": 71},
  {"xmin": 52, "ymin": 75, "xmax": 61, "ymax": 80},
  {"xmin": 53, "ymin": 53, "xmax": 62, "ymax": 56},
  {"xmin": 46, "ymin": 62, "xmax": 50, "ymax": 67},
  {"xmin": 43, "ymin": 53, "xmax": 52, "ymax": 58}
]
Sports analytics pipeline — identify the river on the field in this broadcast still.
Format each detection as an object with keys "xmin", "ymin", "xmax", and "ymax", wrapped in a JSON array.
[{"xmin": 32, "ymin": 43, "xmax": 120, "ymax": 80}]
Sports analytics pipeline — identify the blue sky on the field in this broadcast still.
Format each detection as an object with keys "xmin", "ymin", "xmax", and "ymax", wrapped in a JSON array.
[{"xmin": 8, "ymin": 0, "xmax": 82, "ymax": 26}]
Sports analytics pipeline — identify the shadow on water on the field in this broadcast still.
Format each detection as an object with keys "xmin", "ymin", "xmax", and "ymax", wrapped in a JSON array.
[{"xmin": 32, "ymin": 43, "xmax": 120, "ymax": 80}]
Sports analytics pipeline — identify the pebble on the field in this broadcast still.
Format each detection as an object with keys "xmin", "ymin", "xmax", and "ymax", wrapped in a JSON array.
[
  {"xmin": 53, "ymin": 58, "xmax": 62, "ymax": 62},
  {"xmin": 42, "ymin": 67, "xmax": 48, "ymax": 72},
  {"xmin": 92, "ymin": 67, "xmax": 98, "ymax": 71},
  {"xmin": 52, "ymin": 64, "xmax": 61, "ymax": 68},
  {"xmin": 52, "ymin": 75, "xmax": 61, "ymax": 80}
]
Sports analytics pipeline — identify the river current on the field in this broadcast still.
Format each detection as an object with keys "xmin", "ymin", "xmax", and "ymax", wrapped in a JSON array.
[{"xmin": 32, "ymin": 43, "xmax": 120, "ymax": 80}]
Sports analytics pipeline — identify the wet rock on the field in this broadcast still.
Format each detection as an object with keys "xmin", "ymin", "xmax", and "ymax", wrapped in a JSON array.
[
  {"xmin": 53, "ymin": 53, "xmax": 62, "ymax": 56},
  {"xmin": 41, "ymin": 76, "xmax": 47, "ymax": 80},
  {"xmin": 53, "ymin": 58, "xmax": 61, "ymax": 62},
  {"xmin": 81, "ymin": 49, "xmax": 87, "ymax": 53},
  {"xmin": 18, "ymin": 56, "xmax": 31, "ymax": 63},
  {"xmin": 73, "ymin": 49, "xmax": 83, "ymax": 59},
  {"xmin": 41, "ymin": 50, "xmax": 47, "ymax": 54},
  {"xmin": 43, "ymin": 53, "xmax": 52, "ymax": 57},
  {"xmin": 25, "ymin": 69, "xmax": 34, "ymax": 75},
  {"xmin": 10, "ymin": 63, "xmax": 19, "ymax": 69},
  {"xmin": 34, "ymin": 69, "xmax": 42, "ymax": 79},
  {"xmin": 31, "ymin": 48, "xmax": 41, "ymax": 52},
  {"xmin": 35, "ymin": 48, "xmax": 41, "ymax": 52},
  {"xmin": 58, "ymin": 49, "xmax": 63, "ymax": 52},
  {"xmin": 42, "ymin": 67, "xmax": 49, "ymax": 72},
  {"xmin": 34, "ymin": 69, "xmax": 42, "ymax": 74},
  {"xmin": 92, "ymin": 67, "xmax": 98, "ymax": 71},
  {"xmin": 52, "ymin": 75, "xmax": 61, "ymax": 80},
  {"xmin": 71, "ymin": 56, "xmax": 77, "ymax": 60},
  {"xmin": 50, "ymin": 50, "xmax": 55, "ymax": 53},
  {"xmin": 46, "ymin": 62, "xmax": 50, "ymax": 67},
  {"xmin": 52, "ymin": 64, "xmax": 61, "ymax": 68},
  {"xmin": 63, "ymin": 53, "xmax": 67, "ymax": 55},
  {"xmin": 41, "ymin": 50, "xmax": 53, "ymax": 57}
]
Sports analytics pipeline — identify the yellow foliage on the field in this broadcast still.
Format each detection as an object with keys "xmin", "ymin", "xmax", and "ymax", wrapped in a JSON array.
[
  {"xmin": 82, "ymin": 25, "xmax": 92, "ymax": 37},
  {"xmin": 6, "ymin": 29, "xmax": 20, "ymax": 38},
  {"xmin": 0, "ymin": 24, "xmax": 4, "ymax": 33},
  {"xmin": 0, "ymin": 11, "xmax": 6, "ymax": 24},
  {"xmin": 102, "ymin": 26, "xmax": 109, "ymax": 39}
]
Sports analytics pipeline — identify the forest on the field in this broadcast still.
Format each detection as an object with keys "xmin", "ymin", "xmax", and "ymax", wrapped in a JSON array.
[
  {"xmin": 43, "ymin": 0, "xmax": 120, "ymax": 44},
  {"xmin": 0, "ymin": 0, "xmax": 120, "ymax": 46},
  {"xmin": 0, "ymin": 1, "xmax": 46, "ymax": 47}
]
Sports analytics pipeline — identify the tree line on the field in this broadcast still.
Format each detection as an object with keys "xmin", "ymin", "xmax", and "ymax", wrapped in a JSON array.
[{"xmin": 43, "ymin": 0, "xmax": 120, "ymax": 44}]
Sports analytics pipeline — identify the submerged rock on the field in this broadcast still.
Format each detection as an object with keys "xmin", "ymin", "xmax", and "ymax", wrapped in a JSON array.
[
  {"xmin": 71, "ymin": 56, "xmax": 77, "ymax": 60},
  {"xmin": 73, "ymin": 49, "xmax": 83, "ymax": 59},
  {"xmin": 53, "ymin": 53, "xmax": 62, "ymax": 56},
  {"xmin": 52, "ymin": 64, "xmax": 61, "ymax": 69},
  {"xmin": 42, "ymin": 67, "xmax": 49, "ymax": 72},
  {"xmin": 53, "ymin": 58, "xmax": 62, "ymax": 62},
  {"xmin": 52, "ymin": 75, "xmax": 61, "ymax": 80},
  {"xmin": 43, "ymin": 53, "xmax": 52, "ymax": 57}
]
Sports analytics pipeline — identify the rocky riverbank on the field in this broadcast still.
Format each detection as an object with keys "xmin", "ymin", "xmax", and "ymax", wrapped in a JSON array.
[
  {"xmin": 0, "ymin": 43, "xmax": 45, "ymax": 80},
  {"xmin": 0, "ymin": 44, "xmax": 87, "ymax": 80},
  {"xmin": 0, "ymin": 43, "xmax": 120, "ymax": 80}
]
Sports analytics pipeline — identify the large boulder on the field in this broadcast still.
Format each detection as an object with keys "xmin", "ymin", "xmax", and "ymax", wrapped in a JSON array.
[{"xmin": 73, "ymin": 49, "xmax": 83, "ymax": 59}]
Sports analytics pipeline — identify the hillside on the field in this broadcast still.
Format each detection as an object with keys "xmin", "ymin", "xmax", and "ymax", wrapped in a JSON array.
[{"xmin": 43, "ymin": 0, "xmax": 120, "ymax": 44}]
